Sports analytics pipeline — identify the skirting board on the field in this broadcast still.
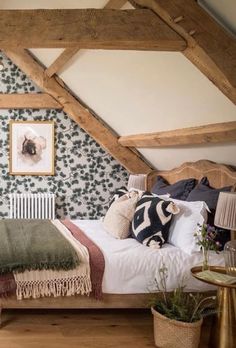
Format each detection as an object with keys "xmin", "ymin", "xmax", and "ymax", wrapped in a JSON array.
[{"xmin": 0, "ymin": 293, "xmax": 153, "ymax": 310}]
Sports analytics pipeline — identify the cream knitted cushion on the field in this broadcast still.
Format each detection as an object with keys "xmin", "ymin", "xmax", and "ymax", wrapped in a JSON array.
[{"xmin": 103, "ymin": 191, "xmax": 141, "ymax": 239}]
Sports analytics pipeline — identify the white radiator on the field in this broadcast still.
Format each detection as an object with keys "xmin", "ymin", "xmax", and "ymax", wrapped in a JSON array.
[{"xmin": 9, "ymin": 193, "xmax": 55, "ymax": 219}]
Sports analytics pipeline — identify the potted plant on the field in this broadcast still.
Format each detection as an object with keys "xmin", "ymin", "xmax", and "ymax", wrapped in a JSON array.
[{"xmin": 151, "ymin": 264, "xmax": 216, "ymax": 348}]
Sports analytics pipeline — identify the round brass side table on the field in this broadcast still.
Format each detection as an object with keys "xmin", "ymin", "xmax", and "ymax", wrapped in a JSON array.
[{"xmin": 191, "ymin": 266, "xmax": 236, "ymax": 348}]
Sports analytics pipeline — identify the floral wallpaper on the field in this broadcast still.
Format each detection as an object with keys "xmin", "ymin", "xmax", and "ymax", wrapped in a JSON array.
[{"xmin": 0, "ymin": 52, "xmax": 128, "ymax": 219}]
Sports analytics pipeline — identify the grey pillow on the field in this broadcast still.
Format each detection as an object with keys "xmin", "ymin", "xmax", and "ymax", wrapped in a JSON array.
[
  {"xmin": 152, "ymin": 176, "xmax": 196, "ymax": 201},
  {"xmin": 186, "ymin": 177, "xmax": 231, "ymax": 210}
]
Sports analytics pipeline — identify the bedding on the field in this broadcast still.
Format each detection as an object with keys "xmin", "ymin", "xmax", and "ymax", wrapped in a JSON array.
[
  {"xmin": 74, "ymin": 220, "xmax": 225, "ymax": 293},
  {"xmin": 167, "ymin": 199, "xmax": 209, "ymax": 255},
  {"xmin": 0, "ymin": 218, "xmax": 225, "ymax": 300},
  {"xmin": 186, "ymin": 177, "xmax": 231, "ymax": 209},
  {"xmin": 152, "ymin": 176, "xmax": 196, "ymax": 200}
]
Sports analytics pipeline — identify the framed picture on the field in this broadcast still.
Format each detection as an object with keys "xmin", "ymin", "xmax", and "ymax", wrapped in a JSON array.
[{"xmin": 9, "ymin": 120, "xmax": 55, "ymax": 175}]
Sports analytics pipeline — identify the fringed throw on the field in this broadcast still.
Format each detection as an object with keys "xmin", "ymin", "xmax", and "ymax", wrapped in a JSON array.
[
  {"xmin": 14, "ymin": 265, "xmax": 91, "ymax": 300},
  {"xmin": 13, "ymin": 220, "xmax": 92, "ymax": 300}
]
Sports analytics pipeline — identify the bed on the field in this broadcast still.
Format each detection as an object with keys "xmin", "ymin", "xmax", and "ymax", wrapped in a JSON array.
[{"xmin": 0, "ymin": 159, "xmax": 235, "ymax": 319}]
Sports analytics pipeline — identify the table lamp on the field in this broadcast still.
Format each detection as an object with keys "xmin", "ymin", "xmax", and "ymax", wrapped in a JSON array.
[
  {"xmin": 127, "ymin": 174, "xmax": 146, "ymax": 191},
  {"xmin": 214, "ymin": 191, "xmax": 236, "ymax": 276}
]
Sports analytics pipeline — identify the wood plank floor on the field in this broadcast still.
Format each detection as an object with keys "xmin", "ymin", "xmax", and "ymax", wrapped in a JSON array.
[{"xmin": 0, "ymin": 309, "xmax": 211, "ymax": 348}]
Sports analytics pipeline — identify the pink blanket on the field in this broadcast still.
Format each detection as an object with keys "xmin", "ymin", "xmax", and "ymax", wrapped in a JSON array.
[
  {"xmin": 61, "ymin": 220, "xmax": 105, "ymax": 299},
  {"xmin": 0, "ymin": 273, "xmax": 16, "ymax": 297}
]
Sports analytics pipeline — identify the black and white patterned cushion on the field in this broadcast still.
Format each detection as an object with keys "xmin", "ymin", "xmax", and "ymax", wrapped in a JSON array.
[
  {"xmin": 131, "ymin": 192, "xmax": 179, "ymax": 249},
  {"xmin": 109, "ymin": 187, "xmax": 128, "ymax": 207}
]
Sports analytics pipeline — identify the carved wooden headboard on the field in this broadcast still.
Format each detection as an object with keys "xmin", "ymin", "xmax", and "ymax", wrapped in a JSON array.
[
  {"xmin": 146, "ymin": 160, "xmax": 236, "ymax": 191},
  {"xmin": 146, "ymin": 160, "xmax": 236, "ymax": 240}
]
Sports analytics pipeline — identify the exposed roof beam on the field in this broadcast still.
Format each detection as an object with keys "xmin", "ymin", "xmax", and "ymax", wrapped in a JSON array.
[
  {"xmin": 105, "ymin": 0, "xmax": 128, "ymax": 9},
  {"xmin": 45, "ymin": 0, "xmax": 127, "ymax": 78},
  {"xmin": 4, "ymin": 49, "xmax": 152, "ymax": 174},
  {"xmin": 119, "ymin": 121, "xmax": 236, "ymax": 147},
  {"xmin": 45, "ymin": 48, "xmax": 80, "ymax": 78},
  {"xmin": 133, "ymin": 0, "xmax": 236, "ymax": 104},
  {"xmin": 0, "ymin": 93, "xmax": 61, "ymax": 109},
  {"xmin": 0, "ymin": 9, "xmax": 186, "ymax": 51}
]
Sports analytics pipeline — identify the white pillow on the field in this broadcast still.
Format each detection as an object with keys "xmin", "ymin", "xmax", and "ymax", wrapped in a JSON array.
[{"xmin": 167, "ymin": 199, "xmax": 209, "ymax": 255}]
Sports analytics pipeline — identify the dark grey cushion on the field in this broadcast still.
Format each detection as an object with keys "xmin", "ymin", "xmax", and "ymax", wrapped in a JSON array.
[
  {"xmin": 152, "ymin": 176, "xmax": 196, "ymax": 200},
  {"xmin": 186, "ymin": 177, "xmax": 231, "ymax": 210}
]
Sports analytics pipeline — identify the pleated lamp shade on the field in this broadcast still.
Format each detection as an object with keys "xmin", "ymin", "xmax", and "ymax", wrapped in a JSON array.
[
  {"xmin": 127, "ymin": 174, "xmax": 146, "ymax": 191},
  {"xmin": 214, "ymin": 192, "xmax": 236, "ymax": 230}
]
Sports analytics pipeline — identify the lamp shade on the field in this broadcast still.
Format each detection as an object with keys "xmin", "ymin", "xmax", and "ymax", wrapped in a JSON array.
[
  {"xmin": 127, "ymin": 174, "xmax": 146, "ymax": 191},
  {"xmin": 214, "ymin": 192, "xmax": 236, "ymax": 230}
]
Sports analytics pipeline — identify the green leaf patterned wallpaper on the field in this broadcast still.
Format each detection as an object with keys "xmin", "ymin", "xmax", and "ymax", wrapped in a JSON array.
[{"xmin": 0, "ymin": 52, "xmax": 128, "ymax": 219}]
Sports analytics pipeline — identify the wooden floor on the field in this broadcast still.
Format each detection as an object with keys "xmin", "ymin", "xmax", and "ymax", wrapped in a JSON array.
[{"xmin": 0, "ymin": 309, "xmax": 211, "ymax": 348}]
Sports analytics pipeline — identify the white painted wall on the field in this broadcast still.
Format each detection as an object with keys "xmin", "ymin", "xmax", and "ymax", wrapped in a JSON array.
[{"xmin": 1, "ymin": 0, "xmax": 236, "ymax": 170}]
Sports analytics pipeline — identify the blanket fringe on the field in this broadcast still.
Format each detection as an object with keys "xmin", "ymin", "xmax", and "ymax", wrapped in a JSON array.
[{"xmin": 16, "ymin": 276, "xmax": 91, "ymax": 300}]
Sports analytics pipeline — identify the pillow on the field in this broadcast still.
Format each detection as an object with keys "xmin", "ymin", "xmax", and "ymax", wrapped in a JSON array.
[
  {"xmin": 109, "ymin": 187, "xmax": 128, "ymax": 207},
  {"xmin": 186, "ymin": 177, "xmax": 232, "ymax": 250},
  {"xmin": 103, "ymin": 191, "xmax": 140, "ymax": 239},
  {"xmin": 152, "ymin": 176, "xmax": 196, "ymax": 200},
  {"xmin": 186, "ymin": 177, "xmax": 231, "ymax": 210},
  {"xmin": 167, "ymin": 199, "xmax": 209, "ymax": 254},
  {"xmin": 131, "ymin": 192, "xmax": 180, "ymax": 249}
]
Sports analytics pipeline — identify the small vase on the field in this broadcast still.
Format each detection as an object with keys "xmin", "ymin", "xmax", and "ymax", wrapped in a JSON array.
[{"xmin": 202, "ymin": 247, "xmax": 209, "ymax": 271}]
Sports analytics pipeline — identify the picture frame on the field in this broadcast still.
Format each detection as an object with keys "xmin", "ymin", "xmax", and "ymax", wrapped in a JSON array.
[{"xmin": 9, "ymin": 120, "xmax": 55, "ymax": 176}]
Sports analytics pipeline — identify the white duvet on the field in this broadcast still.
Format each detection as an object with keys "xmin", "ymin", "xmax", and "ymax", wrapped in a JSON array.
[{"xmin": 74, "ymin": 219, "xmax": 225, "ymax": 294}]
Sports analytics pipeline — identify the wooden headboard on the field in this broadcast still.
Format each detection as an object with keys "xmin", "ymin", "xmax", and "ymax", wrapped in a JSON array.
[
  {"xmin": 146, "ymin": 160, "xmax": 236, "ymax": 240},
  {"xmin": 146, "ymin": 160, "xmax": 236, "ymax": 191}
]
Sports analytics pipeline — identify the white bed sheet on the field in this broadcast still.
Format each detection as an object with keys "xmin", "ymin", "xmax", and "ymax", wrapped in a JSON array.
[{"xmin": 74, "ymin": 220, "xmax": 225, "ymax": 294}]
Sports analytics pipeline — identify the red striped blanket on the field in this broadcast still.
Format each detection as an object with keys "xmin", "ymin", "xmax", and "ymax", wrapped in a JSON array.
[{"xmin": 0, "ymin": 220, "xmax": 105, "ymax": 300}]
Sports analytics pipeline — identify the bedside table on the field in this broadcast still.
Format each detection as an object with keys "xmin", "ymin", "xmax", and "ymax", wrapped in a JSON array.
[{"xmin": 191, "ymin": 266, "xmax": 236, "ymax": 348}]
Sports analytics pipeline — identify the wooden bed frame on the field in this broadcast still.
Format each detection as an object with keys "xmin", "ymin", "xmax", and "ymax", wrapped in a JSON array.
[{"xmin": 1, "ymin": 159, "xmax": 236, "ymax": 317}]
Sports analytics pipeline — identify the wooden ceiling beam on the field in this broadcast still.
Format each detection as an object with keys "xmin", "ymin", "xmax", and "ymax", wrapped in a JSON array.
[
  {"xmin": 4, "ymin": 49, "xmax": 152, "ymax": 174},
  {"xmin": 0, "ymin": 93, "xmax": 61, "ymax": 109},
  {"xmin": 0, "ymin": 9, "xmax": 186, "ymax": 51},
  {"xmin": 119, "ymin": 121, "xmax": 236, "ymax": 147},
  {"xmin": 105, "ymin": 0, "xmax": 128, "ymax": 9},
  {"xmin": 133, "ymin": 0, "xmax": 236, "ymax": 104},
  {"xmin": 45, "ymin": 48, "xmax": 80, "ymax": 78},
  {"xmin": 45, "ymin": 0, "xmax": 127, "ymax": 78}
]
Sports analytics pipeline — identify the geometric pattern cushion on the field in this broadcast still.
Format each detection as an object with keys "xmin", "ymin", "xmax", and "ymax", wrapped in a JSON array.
[{"xmin": 131, "ymin": 192, "xmax": 180, "ymax": 249}]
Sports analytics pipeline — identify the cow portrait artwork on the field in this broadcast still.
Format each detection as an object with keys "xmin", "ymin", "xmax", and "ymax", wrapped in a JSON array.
[{"xmin": 9, "ymin": 121, "xmax": 55, "ymax": 175}]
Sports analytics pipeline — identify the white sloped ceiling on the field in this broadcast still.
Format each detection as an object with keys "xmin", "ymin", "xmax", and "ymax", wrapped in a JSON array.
[{"xmin": 1, "ymin": 0, "xmax": 236, "ymax": 170}]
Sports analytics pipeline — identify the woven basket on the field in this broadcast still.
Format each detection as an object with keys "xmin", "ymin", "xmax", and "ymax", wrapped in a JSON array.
[{"xmin": 151, "ymin": 307, "xmax": 203, "ymax": 348}]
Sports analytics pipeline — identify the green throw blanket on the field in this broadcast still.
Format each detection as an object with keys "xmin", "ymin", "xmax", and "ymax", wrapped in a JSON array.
[{"xmin": 0, "ymin": 220, "xmax": 80, "ymax": 274}]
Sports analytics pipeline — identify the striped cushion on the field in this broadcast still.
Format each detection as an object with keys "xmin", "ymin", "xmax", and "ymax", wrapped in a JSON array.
[{"xmin": 131, "ymin": 192, "xmax": 179, "ymax": 249}]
